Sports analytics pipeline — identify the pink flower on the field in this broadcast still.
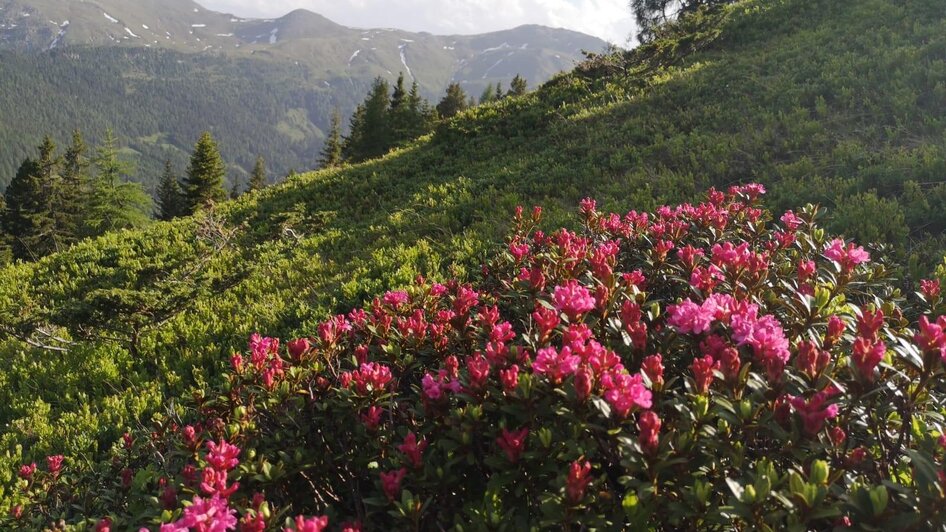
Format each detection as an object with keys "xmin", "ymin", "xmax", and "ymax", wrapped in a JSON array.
[
  {"xmin": 500, "ymin": 365, "xmax": 520, "ymax": 393},
  {"xmin": 206, "ymin": 439, "xmax": 240, "ymax": 472},
  {"xmin": 46, "ymin": 455, "xmax": 64, "ymax": 476},
  {"xmin": 667, "ymin": 300, "xmax": 714, "ymax": 335},
  {"xmin": 351, "ymin": 363, "xmax": 394, "ymax": 394},
  {"xmin": 574, "ymin": 366, "xmax": 594, "ymax": 402},
  {"xmin": 17, "ymin": 462, "xmax": 36, "ymax": 480},
  {"xmin": 795, "ymin": 340, "xmax": 830, "ymax": 381},
  {"xmin": 691, "ymin": 355, "xmax": 719, "ymax": 394},
  {"xmin": 823, "ymin": 239, "xmax": 870, "ymax": 272},
  {"xmin": 731, "ymin": 307, "xmax": 790, "ymax": 382},
  {"xmin": 200, "ymin": 467, "xmax": 238, "ymax": 498},
  {"xmin": 397, "ymin": 432, "xmax": 428, "ymax": 469},
  {"xmin": 914, "ymin": 315, "xmax": 946, "ymax": 361},
  {"xmin": 382, "ymin": 290, "xmax": 410, "ymax": 308},
  {"xmin": 601, "ymin": 372, "xmax": 652, "ymax": 419},
  {"xmin": 361, "ymin": 406, "xmax": 383, "ymax": 430},
  {"xmin": 552, "ymin": 280, "xmax": 596, "ymax": 320},
  {"xmin": 565, "ymin": 460, "xmax": 593, "ymax": 503},
  {"xmin": 533, "ymin": 304, "xmax": 560, "ymax": 342},
  {"xmin": 641, "ymin": 354, "xmax": 664, "ymax": 389},
  {"xmin": 921, "ymin": 279, "xmax": 941, "ymax": 300},
  {"xmin": 637, "ymin": 411, "xmax": 661, "ymax": 455},
  {"xmin": 95, "ymin": 517, "xmax": 111, "ymax": 532},
  {"xmin": 176, "ymin": 494, "xmax": 238, "ymax": 532},
  {"xmin": 791, "ymin": 387, "xmax": 840, "ymax": 436},
  {"xmin": 509, "ymin": 240, "xmax": 530, "ymax": 262},
  {"xmin": 497, "ymin": 427, "xmax": 529, "ymax": 463},
  {"xmin": 825, "ymin": 315, "xmax": 845, "ymax": 347},
  {"xmin": 851, "ymin": 337, "xmax": 885, "ymax": 380},
  {"xmin": 830, "ymin": 427, "xmax": 847, "ymax": 447},
  {"xmin": 287, "ymin": 338, "xmax": 310, "ymax": 362},
  {"xmin": 380, "ymin": 468, "xmax": 407, "ymax": 500},
  {"xmin": 286, "ymin": 516, "xmax": 329, "ymax": 532},
  {"xmin": 797, "ymin": 260, "xmax": 816, "ymax": 283},
  {"xmin": 533, "ymin": 346, "xmax": 581, "ymax": 384},
  {"xmin": 780, "ymin": 210, "xmax": 803, "ymax": 230},
  {"xmin": 467, "ymin": 354, "xmax": 491, "ymax": 390}
]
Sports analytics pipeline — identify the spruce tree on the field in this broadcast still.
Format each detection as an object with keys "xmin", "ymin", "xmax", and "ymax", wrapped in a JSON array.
[
  {"xmin": 391, "ymin": 72, "xmax": 407, "ymax": 111},
  {"xmin": 157, "ymin": 159, "xmax": 184, "ymax": 221},
  {"xmin": 248, "ymin": 155, "xmax": 267, "ymax": 191},
  {"xmin": 319, "ymin": 110, "xmax": 344, "ymax": 168},
  {"xmin": 1, "ymin": 157, "xmax": 45, "ymax": 260},
  {"xmin": 479, "ymin": 83, "xmax": 495, "ymax": 105},
  {"xmin": 229, "ymin": 178, "xmax": 242, "ymax": 200},
  {"xmin": 437, "ymin": 83, "xmax": 469, "ymax": 119},
  {"xmin": 508, "ymin": 74, "xmax": 528, "ymax": 96},
  {"xmin": 59, "ymin": 129, "xmax": 92, "ymax": 242},
  {"xmin": 85, "ymin": 129, "xmax": 152, "ymax": 236},
  {"xmin": 494, "ymin": 82, "xmax": 503, "ymax": 101},
  {"xmin": 183, "ymin": 131, "xmax": 227, "ymax": 213},
  {"xmin": 341, "ymin": 77, "xmax": 391, "ymax": 162},
  {"xmin": 5, "ymin": 137, "xmax": 65, "ymax": 258}
]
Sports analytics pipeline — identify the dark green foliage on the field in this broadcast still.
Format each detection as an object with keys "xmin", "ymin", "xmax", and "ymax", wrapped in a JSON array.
[
  {"xmin": 183, "ymin": 132, "xmax": 228, "ymax": 213},
  {"xmin": 0, "ymin": 157, "xmax": 47, "ymax": 260},
  {"xmin": 341, "ymin": 75, "xmax": 437, "ymax": 163},
  {"xmin": 437, "ymin": 82, "xmax": 469, "ymax": 119},
  {"xmin": 248, "ymin": 156, "xmax": 267, "ymax": 192},
  {"xmin": 342, "ymin": 77, "xmax": 392, "ymax": 163},
  {"xmin": 508, "ymin": 74, "xmax": 529, "ymax": 96},
  {"xmin": 631, "ymin": 0, "xmax": 734, "ymax": 42},
  {"xmin": 156, "ymin": 160, "xmax": 184, "ymax": 221},
  {"xmin": 83, "ymin": 130, "xmax": 152, "ymax": 236},
  {"xmin": 480, "ymin": 83, "xmax": 495, "ymax": 105},
  {"xmin": 318, "ymin": 110, "xmax": 344, "ymax": 169}
]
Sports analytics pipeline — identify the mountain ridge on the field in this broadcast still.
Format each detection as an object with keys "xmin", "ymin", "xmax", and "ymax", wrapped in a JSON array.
[{"xmin": 0, "ymin": 0, "xmax": 608, "ymax": 190}]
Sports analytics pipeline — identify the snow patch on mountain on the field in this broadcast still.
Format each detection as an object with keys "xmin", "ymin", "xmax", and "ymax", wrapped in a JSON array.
[
  {"xmin": 103, "ymin": 12, "xmax": 118, "ymax": 24},
  {"xmin": 398, "ymin": 44, "xmax": 414, "ymax": 81}
]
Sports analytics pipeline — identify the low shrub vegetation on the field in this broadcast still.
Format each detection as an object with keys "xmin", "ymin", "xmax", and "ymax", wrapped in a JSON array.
[{"xmin": 5, "ymin": 186, "xmax": 946, "ymax": 529}]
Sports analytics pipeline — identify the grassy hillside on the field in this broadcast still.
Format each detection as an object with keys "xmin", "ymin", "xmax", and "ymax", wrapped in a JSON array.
[{"xmin": 2, "ymin": 0, "xmax": 946, "ymax": 490}]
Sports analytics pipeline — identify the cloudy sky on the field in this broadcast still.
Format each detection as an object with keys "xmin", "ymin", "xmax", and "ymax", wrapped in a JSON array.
[{"xmin": 200, "ymin": 0, "xmax": 637, "ymax": 45}]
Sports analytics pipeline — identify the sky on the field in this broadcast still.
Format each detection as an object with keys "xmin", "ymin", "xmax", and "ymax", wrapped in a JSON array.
[{"xmin": 200, "ymin": 0, "xmax": 637, "ymax": 45}]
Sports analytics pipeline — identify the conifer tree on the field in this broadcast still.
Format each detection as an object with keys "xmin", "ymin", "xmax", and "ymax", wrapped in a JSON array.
[
  {"xmin": 494, "ymin": 82, "xmax": 503, "ymax": 101},
  {"xmin": 229, "ymin": 178, "xmax": 242, "ymax": 200},
  {"xmin": 391, "ymin": 72, "xmax": 407, "ymax": 111},
  {"xmin": 157, "ymin": 159, "xmax": 184, "ymax": 221},
  {"xmin": 183, "ymin": 131, "xmax": 227, "ymax": 213},
  {"xmin": 58, "ymin": 129, "xmax": 92, "ymax": 242},
  {"xmin": 1, "ymin": 157, "xmax": 45, "ymax": 260},
  {"xmin": 508, "ymin": 74, "xmax": 528, "ymax": 96},
  {"xmin": 341, "ymin": 77, "xmax": 391, "ymax": 162},
  {"xmin": 3, "ymin": 137, "xmax": 65, "ymax": 258},
  {"xmin": 437, "ymin": 83, "xmax": 469, "ymax": 119},
  {"xmin": 85, "ymin": 129, "xmax": 151, "ymax": 236},
  {"xmin": 248, "ymin": 155, "xmax": 267, "ymax": 191},
  {"xmin": 479, "ymin": 83, "xmax": 495, "ymax": 105},
  {"xmin": 319, "ymin": 110, "xmax": 344, "ymax": 168}
]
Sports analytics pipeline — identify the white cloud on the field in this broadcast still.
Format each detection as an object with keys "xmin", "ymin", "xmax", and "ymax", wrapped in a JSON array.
[{"xmin": 200, "ymin": 0, "xmax": 637, "ymax": 44}]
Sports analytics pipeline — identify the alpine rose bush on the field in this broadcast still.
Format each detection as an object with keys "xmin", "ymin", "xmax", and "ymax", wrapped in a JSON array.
[{"xmin": 5, "ymin": 185, "xmax": 946, "ymax": 529}]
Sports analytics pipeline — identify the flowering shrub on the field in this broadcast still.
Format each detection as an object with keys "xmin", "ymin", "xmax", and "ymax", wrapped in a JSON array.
[{"xmin": 4, "ymin": 185, "xmax": 946, "ymax": 529}]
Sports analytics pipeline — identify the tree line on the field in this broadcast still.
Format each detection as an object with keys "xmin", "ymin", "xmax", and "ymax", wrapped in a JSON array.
[
  {"xmin": 1, "ymin": 73, "xmax": 531, "ymax": 262},
  {"xmin": 0, "ymin": 130, "xmax": 270, "ymax": 262},
  {"xmin": 320, "ymin": 73, "xmax": 529, "ymax": 166}
]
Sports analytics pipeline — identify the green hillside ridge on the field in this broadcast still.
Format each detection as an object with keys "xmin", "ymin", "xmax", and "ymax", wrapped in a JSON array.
[{"xmin": 2, "ymin": 0, "xmax": 946, "ymax": 497}]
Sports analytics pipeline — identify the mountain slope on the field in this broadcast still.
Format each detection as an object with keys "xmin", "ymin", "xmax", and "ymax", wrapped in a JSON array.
[{"xmin": 2, "ymin": 0, "xmax": 946, "ymax": 490}]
